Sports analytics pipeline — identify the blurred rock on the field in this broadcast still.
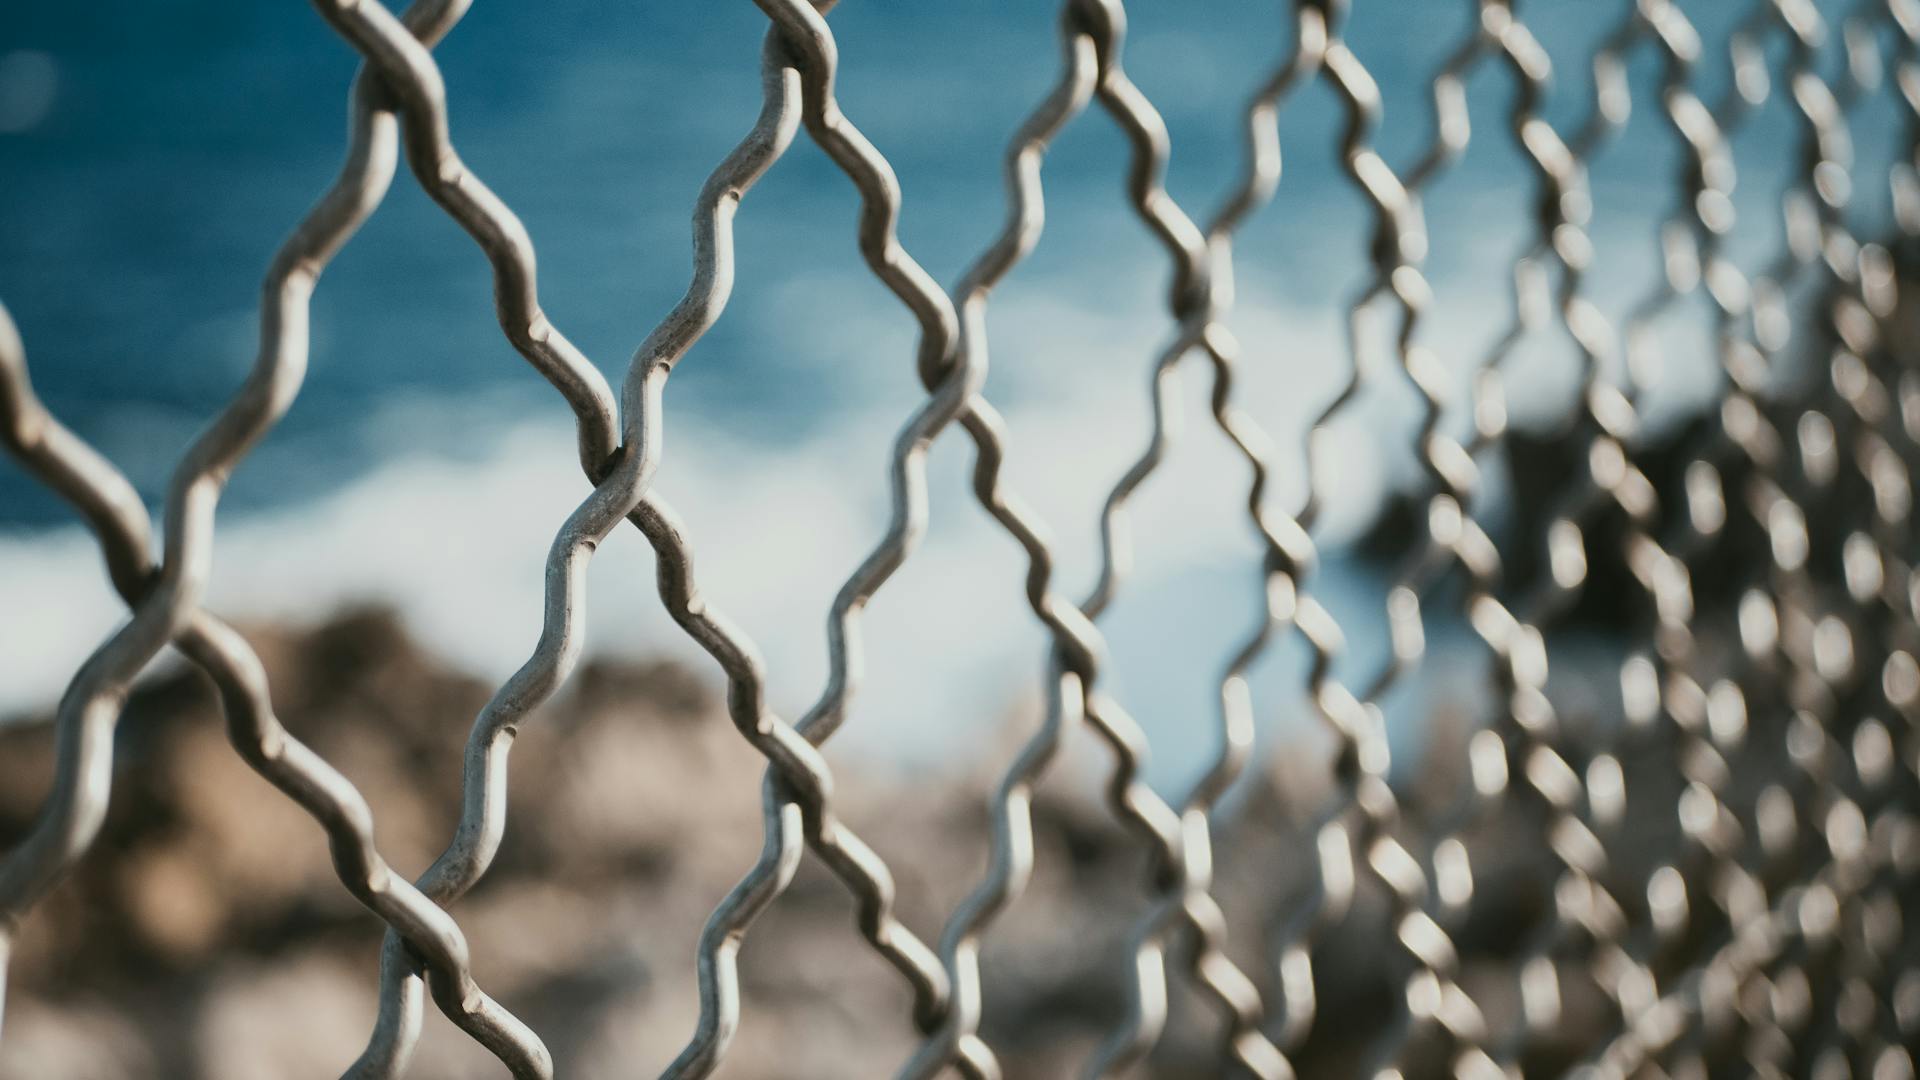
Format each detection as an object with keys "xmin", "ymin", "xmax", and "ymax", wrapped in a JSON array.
[{"xmin": 0, "ymin": 606, "xmax": 1660, "ymax": 1078}]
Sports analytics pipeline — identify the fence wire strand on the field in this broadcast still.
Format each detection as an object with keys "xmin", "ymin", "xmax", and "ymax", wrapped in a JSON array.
[{"xmin": 2, "ymin": 0, "xmax": 1919, "ymax": 1078}]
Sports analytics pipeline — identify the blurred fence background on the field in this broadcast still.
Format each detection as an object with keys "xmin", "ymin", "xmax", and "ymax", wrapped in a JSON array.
[{"xmin": 3, "ymin": 0, "xmax": 1920, "ymax": 1077}]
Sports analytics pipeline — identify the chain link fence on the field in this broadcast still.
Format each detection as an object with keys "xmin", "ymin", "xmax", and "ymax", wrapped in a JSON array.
[{"xmin": 3, "ymin": 0, "xmax": 1920, "ymax": 1076}]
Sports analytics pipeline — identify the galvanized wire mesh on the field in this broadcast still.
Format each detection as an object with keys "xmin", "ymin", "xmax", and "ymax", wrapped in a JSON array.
[{"xmin": 3, "ymin": 0, "xmax": 1920, "ymax": 1077}]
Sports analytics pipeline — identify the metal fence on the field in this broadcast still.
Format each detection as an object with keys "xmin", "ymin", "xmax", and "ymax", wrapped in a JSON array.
[{"xmin": 3, "ymin": 0, "xmax": 1920, "ymax": 1076}]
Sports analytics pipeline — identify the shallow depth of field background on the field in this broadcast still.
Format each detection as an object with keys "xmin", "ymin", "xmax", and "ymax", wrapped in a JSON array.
[{"xmin": 4, "ymin": 1, "xmax": 1901, "ymax": 793}]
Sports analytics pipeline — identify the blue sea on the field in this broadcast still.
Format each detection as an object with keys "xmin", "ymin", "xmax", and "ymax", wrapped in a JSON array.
[{"xmin": 0, "ymin": 0, "xmax": 1904, "ymax": 792}]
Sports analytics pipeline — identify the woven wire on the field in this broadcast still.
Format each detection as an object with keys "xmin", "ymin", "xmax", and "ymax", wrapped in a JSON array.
[{"xmin": 2, "ymin": 0, "xmax": 1919, "ymax": 1078}]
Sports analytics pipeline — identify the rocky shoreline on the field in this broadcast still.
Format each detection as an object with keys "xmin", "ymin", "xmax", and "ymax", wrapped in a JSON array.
[{"xmin": 0, "ymin": 605, "xmax": 1581, "ymax": 1079}]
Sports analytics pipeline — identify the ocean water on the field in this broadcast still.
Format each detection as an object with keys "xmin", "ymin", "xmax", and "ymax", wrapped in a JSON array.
[{"xmin": 0, "ymin": 0, "xmax": 1903, "ymax": 792}]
